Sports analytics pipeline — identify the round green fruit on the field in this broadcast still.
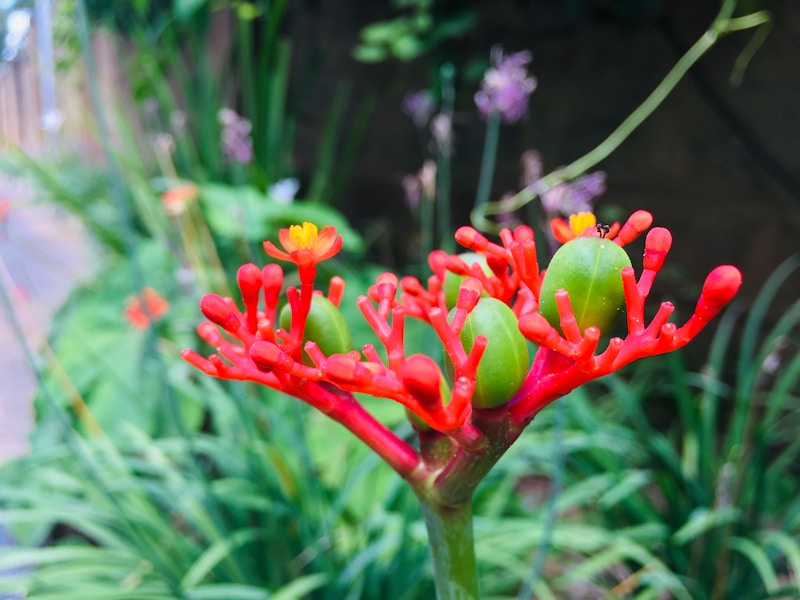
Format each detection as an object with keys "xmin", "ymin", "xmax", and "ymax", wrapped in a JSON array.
[
  {"xmin": 442, "ymin": 253, "xmax": 491, "ymax": 310},
  {"xmin": 538, "ymin": 236, "xmax": 632, "ymax": 334},
  {"xmin": 279, "ymin": 295, "xmax": 353, "ymax": 365},
  {"xmin": 446, "ymin": 297, "xmax": 529, "ymax": 409}
]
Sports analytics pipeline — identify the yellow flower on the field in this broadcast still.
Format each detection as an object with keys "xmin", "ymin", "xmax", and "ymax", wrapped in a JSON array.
[{"xmin": 263, "ymin": 222, "xmax": 343, "ymax": 268}]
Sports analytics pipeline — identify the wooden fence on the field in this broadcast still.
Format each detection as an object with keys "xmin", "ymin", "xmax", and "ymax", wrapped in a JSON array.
[{"xmin": 0, "ymin": 21, "xmax": 124, "ymax": 154}]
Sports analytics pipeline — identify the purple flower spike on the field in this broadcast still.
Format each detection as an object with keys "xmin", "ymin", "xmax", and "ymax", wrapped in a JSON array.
[
  {"xmin": 541, "ymin": 171, "xmax": 607, "ymax": 215},
  {"xmin": 474, "ymin": 48, "xmax": 537, "ymax": 123},
  {"xmin": 219, "ymin": 108, "xmax": 254, "ymax": 165},
  {"xmin": 402, "ymin": 90, "xmax": 437, "ymax": 127}
]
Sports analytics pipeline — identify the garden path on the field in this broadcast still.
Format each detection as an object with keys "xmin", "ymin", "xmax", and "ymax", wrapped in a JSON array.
[{"xmin": 0, "ymin": 176, "xmax": 95, "ymax": 462}]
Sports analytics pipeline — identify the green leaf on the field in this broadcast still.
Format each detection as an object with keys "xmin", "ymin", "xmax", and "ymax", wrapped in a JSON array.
[
  {"xmin": 236, "ymin": 3, "xmax": 263, "ymax": 21},
  {"xmin": 598, "ymin": 469, "xmax": 652, "ymax": 509},
  {"xmin": 199, "ymin": 184, "xmax": 363, "ymax": 254},
  {"xmin": 759, "ymin": 530, "xmax": 800, "ymax": 589},
  {"xmin": 186, "ymin": 584, "xmax": 270, "ymax": 600},
  {"xmin": 728, "ymin": 536, "xmax": 780, "ymax": 592},
  {"xmin": 181, "ymin": 527, "xmax": 268, "ymax": 588},
  {"xmin": 671, "ymin": 506, "xmax": 741, "ymax": 545},
  {"xmin": 352, "ymin": 45, "xmax": 388, "ymax": 63},
  {"xmin": 360, "ymin": 20, "xmax": 409, "ymax": 45},
  {"xmin": 173, "ymin": 0, "xmax": 206, "ymax": 21},
  {"xmin": 271, "ymin": 573, "xmax": 329, "ymax": 600}
]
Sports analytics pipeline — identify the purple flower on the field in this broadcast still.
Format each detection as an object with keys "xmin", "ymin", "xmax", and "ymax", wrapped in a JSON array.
[
  {"xmin": 540, "ymin": 171, "xmax": 607, "ymax": 216},
  {"xmin": 403, "ymin": 161, "xmax": 437, "ymax": 209},
  {"xmin": 402, "ymin": 90, "xmax": 437, "ymax": 127},
  {"xmin": 219, "ymin": 108, "xmax": 254, "ymax": 164},
  {"xmin": 430, "ymin": 113, "xmax": 453, "ymax": 156},
  {"xmin": 520, "ymin": 150, "xmax": 543, "ymax": 189},
  {"xmin": 474, "ymin": 49, "xmax": 537, "ymax": 123}
]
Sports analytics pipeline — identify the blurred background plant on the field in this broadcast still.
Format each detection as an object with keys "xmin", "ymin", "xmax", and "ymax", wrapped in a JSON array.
[{"xmin": 0, "ymin": 0, "xmax": 798, "ymax": 597}]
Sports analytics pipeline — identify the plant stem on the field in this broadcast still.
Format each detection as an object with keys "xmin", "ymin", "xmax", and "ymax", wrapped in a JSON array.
[
  {"xmin": 473, "ymin": 110, "xmax": 501, "ymax": 213},
  {"xmin": 437, "ymin": 63, "xmax": 455, "ymax": 253},
  {"xmin": 418, "ymin": 497, "xmax": 480, "ymax": 600},
  {"xmin": 471, "ymin": 5, "xmax": 772, "ymax": 232}
]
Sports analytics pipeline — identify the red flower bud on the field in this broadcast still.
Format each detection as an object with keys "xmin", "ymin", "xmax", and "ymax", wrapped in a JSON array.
[
  {"xmin": 200, "ymin": 294, "xmax": 240, "ymax": 332},
  {"xmin": 695, "ymin": 265, "xmax": 742, "ymax": 321},
  {"xmin": 643, "ymin": 227, "xmax": 672, "ymax": 271},
  {"xmin": 401, "ymin": 354, "xmax": 446, "ymax": 410}
]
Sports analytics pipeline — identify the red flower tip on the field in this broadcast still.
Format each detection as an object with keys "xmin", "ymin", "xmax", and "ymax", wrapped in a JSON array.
[
  {"xmin": 513, "ymin": 224, "xmax": 534, "ymax": 242},
  {"xmin": 237, "ymin": 263, "xmax": 262, "ymax": 299},
  {"xmin": 518, "ymin": 312, "xmax": 554, "ymax": 341},
  {"xmin": 643, "ymin": 227, "xmax": 672, "ymax": 271},
  {"xmin": 197, "ymin": 322, "xmax": 224, "ymax": 346},
  {"xmin": 262, "ymin": 264, "xmax": 283, "ymax": 295},
  {"xmin": 401, "ymin": 354, "xmax": 445, "ymax": 409},
  {"xmin": 456, "ymin": 277, "xmax": 483, "ymax": 311},
  {"xmin": 427, "ymin": 249, "xmax": 448, "ymax": 275},
  {"xmin": 250, "ymin": 340, "xmax": 294, "ymax": 372},
  {"xmin": 200, "ymin": 294, "xmax": 240, "ymax": 332},
  {"xmin": 400, "ymin": 275, "xmax": 424, "ymax": 295},
  {"xmin": 696, "ymin": 265, "xmax": 742, "ymax": 319},
  {"xmin": 263, "ymin": 222, "xmax": 343, "ymax": 267},
  {"xmin": 455, "ymin": 226, "xmax": 489, "ymax": 251},
  {"xmin": 615, "ymin": 210, "xmax": 653, "ymax": 247},
  {"xmin": 324, "ymin": 354, "xmax": 359, "ymax": 384},
  {"xmin": 181, "ymin": 348, "xmax": 216, "ymax": 375},
  {"xmin": 328, "ymin": 275, "xmax": 346, "ymax": 307},
  {"xmin": 370, "ymin": 272, "xmax": 399, "ymax": 301}
]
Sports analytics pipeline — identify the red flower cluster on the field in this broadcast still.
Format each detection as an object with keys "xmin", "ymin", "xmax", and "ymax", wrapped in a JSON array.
[{"xmin": 182, "ymin": 214, "xmax": 741, "ymax": 480}]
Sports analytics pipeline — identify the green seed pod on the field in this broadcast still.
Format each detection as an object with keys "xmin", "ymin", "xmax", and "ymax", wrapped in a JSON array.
[
  {"xmin": 279, "ymin": 295, "xmax": 353, "ymax": 365},
  {"xmin": 446, "ymin": 297, "xmax": 529, "ymax": 409},
  {"xmin": 442, "ymin": 253, "xmax": 491, "ymax": 310},
  {"xmin": 538, "ymin": 236, "xmax": 632, "ymax": 334}
]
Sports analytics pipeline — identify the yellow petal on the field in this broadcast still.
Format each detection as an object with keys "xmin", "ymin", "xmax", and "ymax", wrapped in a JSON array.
[{"xmin": 568, "ymin": 212, "xmax": 596, "ymax": 235}]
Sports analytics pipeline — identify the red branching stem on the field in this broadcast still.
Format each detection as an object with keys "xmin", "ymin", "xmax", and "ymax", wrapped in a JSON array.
[
  {"xmin": 294, "ymin": 380, "xmax": 421, "ymax": 478},
  {"xmin": 622, "ymin": 267, "xmax": 646, "ymax": 334}
]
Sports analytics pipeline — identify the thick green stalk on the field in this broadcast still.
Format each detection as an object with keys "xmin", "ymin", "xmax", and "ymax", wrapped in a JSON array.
[{"xmin": 418, "ymin": 497, "xmax": 480, "ymax": 600}]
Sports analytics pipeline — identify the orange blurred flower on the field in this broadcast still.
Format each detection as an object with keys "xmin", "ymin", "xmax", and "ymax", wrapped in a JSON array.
[
  {"xmin": 161, "ymin": 183, "xmax": 198, "ymax": 217},
  {"xmin": 124, "ymin": 287, "xmax": 170, "ymax": 329}
]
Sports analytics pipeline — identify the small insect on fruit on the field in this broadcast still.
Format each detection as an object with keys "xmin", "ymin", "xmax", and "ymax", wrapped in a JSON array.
[{"xmin": 596, "ymin": 223, "xmax": 610, "ymax": 238}]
